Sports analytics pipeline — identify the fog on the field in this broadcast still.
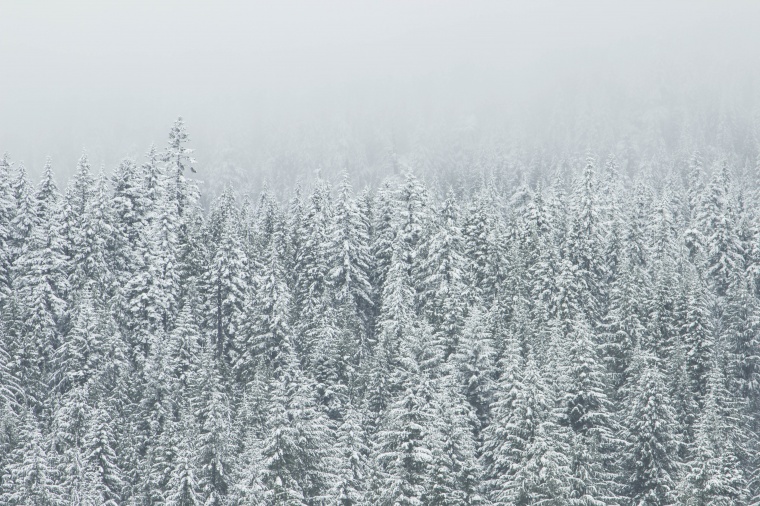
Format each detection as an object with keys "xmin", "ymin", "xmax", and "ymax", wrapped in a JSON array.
[{"xmin": 1, "ymin": 0, "xmax": 759, "ymax": 193}]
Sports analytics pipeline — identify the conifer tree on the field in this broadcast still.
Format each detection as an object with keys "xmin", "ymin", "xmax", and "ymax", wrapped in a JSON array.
[
  {"xmin": 679, "ymin": 352, "xmax": 749, "ymax": 505},
  {"xmin": 13, "ymin": 160, "xmax": 69, "ymax": 410},
  {"xmin": 141, "ymin": 166, "xmax": 181, "ymax": 331},
  {"xmin": 422, "ymin": 189, "xmax": 468, "ymax": 358},
  {"xmin": 54, "ymin": 288, "xmax": 102, "ymax": 395},
  {"xmin": 257, "ymin": 350, "xmax": 335, "ymax": 505},
  {"xmin": 0, "ymin": 153, "xmax": 14, "ymax": 304},
  {"xmin": 166, "ymin": 304, "xmax": 202, "ymax": 395},
  {"xmin": 293, "ymin": 179, "xmax": 332, "ymax": 336},
  {"xmin": 723, "ymin": 281, "xmax": 760, "ymax": 409},
  {"xmin": 333, "ymin": 407, "xmax": 370, "ymax": 505},
  {"xmin": 622, "ymin": 350, "xmax": 682, "ymax": 505},
  {"xmin": 452, "ymin": 307, "xmax": 497, "ymax": 439},
  {"xmin": 137, "ymin": 331, "xmax": 176, "ymax": 503},
  {"xmin": 235, "ymin": 231, "xmax": 292, "ymax": 383},
  {"xmin": 565, "ymin": 156, "xmax": 604, "ymax": 323},
  {"xmin": 163, "ymin": 117, "xmax": 196, "ymax": 219},
  {"xmin": 202, "ymin": 188, "xmax": 248, "ymax": 362},
  {"xmin": 463, "ymin": 188, "xmax": 498, "ymax": 306},
  {"xmin": 370, "ymin": 356, "xmax": 437, "ymax": 506},
  {"xmin": 9, "ymin": 162, "xmax": 36, "ymax": 259},
  {"xmin": 191, "ymin": 345, "xmax": 232, "ymax": 505},
  {"xmin": 165, "ymin": 427, "xmax": 202, "ymax": 506},
  {"xmin": 560, "ymin": 316, "xmax": 619, "ymax": 505},
  {"xmin": 83, "ymin": 406, "xmax": 126, "ymax": 505},
  {"xmin": 483, "ymin": 350, "xmax": 571, "ymax": 506},
  {"xmin": 370, "ymin": 181, "xmax": 396, "ymax": 308},
  {"xmin": 329, "ymin": 173, "xmax": 373, "ymax": 335},
  {"xmin": 1, "ymin": 410, "xmax": 62, "ymax": 505},
  {"xmin": 699, "ymin": 164, "xmax": 743, "ymax": 296},
  {"xmin": 111, "ymin": 157, "xmax": 149, "ymax": 276},
  {"xmin": 426, "ymin": 384, "xmax": 485, "ymax": 506},
  {"xmin": 69, "ymin": 170, "xmax": 115, "ymax": 297},
  {"xmin": 51, "ymin": 384, "xmax": 90, "ymax": 505}
]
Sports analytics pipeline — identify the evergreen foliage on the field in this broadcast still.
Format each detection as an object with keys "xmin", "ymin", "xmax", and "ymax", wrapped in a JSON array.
[{"xmin": 2, "ymin": 120, "xmax": 759, "ymax": 504}]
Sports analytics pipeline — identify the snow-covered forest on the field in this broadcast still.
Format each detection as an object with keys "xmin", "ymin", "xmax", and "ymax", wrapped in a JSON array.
[{"xmin": 1, "ymin": 115, "xmax": 760, "ymax": 505}]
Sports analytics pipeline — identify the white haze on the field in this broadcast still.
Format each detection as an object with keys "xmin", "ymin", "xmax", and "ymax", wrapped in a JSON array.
[{"xmin": 1, "ymin": 0, "xmax": 759, "ymax": 189}]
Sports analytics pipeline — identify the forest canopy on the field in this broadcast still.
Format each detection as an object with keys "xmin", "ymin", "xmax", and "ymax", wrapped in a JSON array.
[{"xmin": 1, "ymin": 116, "xmax": 760, "ymax": 504}]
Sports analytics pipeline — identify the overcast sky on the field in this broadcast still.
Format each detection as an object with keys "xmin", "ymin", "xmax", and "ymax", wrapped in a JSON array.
[{"xmin": 1, "ymin": 0, "xmax": 759, "ymax": 180}]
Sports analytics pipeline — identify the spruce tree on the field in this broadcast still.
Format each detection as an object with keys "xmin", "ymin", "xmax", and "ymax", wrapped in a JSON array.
[
  {"xmin": 83, "ymin": 406, "xmax": 126, "ymax": 505},
  {"xmin": 622, "ymin": 350, "xmax": 682, "ymax": 505},
  {"xmin": 370, "ymin": 356, "xmax": 437, "ymax": 506},
  {"xmin": 191, "ymin": 346, "xmax": 232, "ymax": 505},
  {"xmin": 333, "ymin": 407, "xmax": 370, "ymax": 505},
  {"xmin": 679, "ymin": 352, "xmax": 749, "ymax": 505},
  {"xmin": 422, "ymin": 189, "xmax": 468, "ymax": 358},
  {"xmin": 257, "ymin": 350, "xmax": 335, "ymax": 505},
  {"xmin": 328, "ymin": 173, "xmax": 373, "ymax": 330},
  {"xmin": 1, "ymin": 410, "xmax": 62, "ymax": 505}
]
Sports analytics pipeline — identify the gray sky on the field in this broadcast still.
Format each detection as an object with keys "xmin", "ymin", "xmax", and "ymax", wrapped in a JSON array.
[{"xmin": 1, "ymin": 0, "xmax": 759, "ymax": 182}]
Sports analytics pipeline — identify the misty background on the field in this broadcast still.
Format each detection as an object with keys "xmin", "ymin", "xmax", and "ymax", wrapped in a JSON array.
[{"xmin": 1, "ymin": 0, "xmax": 759, "ymax": 196}]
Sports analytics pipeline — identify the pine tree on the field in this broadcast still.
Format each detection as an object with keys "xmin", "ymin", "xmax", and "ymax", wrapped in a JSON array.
[
  {"xmin": 463, "ymin": 188, "xmax": 498, "ymax": 306},
  {"xmin": 678, "ymin": 267, "xmax": 714, "ymax": 403},
  {"xmin": 235, "ymin": 231, "xmax": 292, "ymax": 383},
  {"xmin": 51, "ymin": 384, "xmax": 90, "ymax": 505},
  {"xmin": 232, "ymin": 416, "xmax": 266, "ymax": 505},
  {"xmin": 370, "ymin": 357, "xmax": 437, "ymax": 506},
  {"xmin": 328, "ymin": 173, "xmax": 373, "ymax": 328},
  {"xmin": 678, "ymin": 353, "xmax": 749, "ymax": 505},
  {"xmin": 165, "ymin": 428, "xmax": 202, "ymax": 506},
  {"xmin": 54, "ymin": 288, "xmax": 102, "ymax": 395},
  {"xmin": 370, "ymin": 181, "xmax": 396, "ymax": 308},
  {"xmin": 251, "ymin": 183, "xmax": 281, "ymax": 257},
  {"xmin": 308, "ymin": 302, "xmax": 353, "ymax": 418},
  {"xmin": 68, "ymin": 170, "xmax": 115, "ymax": 297},
  {"xmin": 723, "ymin": 281, "xmax": 760, "ymax": 408},
  {"xmin": 426, "ymin": 384, "xmax": 485, "ymax": 506},
  {"xmin": 137, "ymin": 331, "xmax": 176, "ymax": 503},
  {"xmin": 698, "ymin": 164, "xmax": 743, "ymax": 296},
  {"xmin": 116, "ymin": 152, "xmax": 158, "ymax": 354},
  {"xmin": 565, "ymin": 156, "xmax": 604, "ymax": 324},
  {"xmin": 257, "ymin": 350, "xmax": 335, "ymax": 505},
  {"xmin": 83, "ymin": 406, "xmax": 126, "ymax": 505},
  {"xmin": 600, "ymin": 223, "xmax": 650, "ymax": 396},
  {"xmin": 8, "ymin": 162, "xmax": 36, "ymax": 301},
  {"xmin": 560, "ymin": 316, "xmax": 619, "ymax": 505},
  {"xmin": 374, "ymin": 234, "xmax": 416, "ymax": 370},
  {"xmin": 163, "ymin": 117, "xmax": 197, "ymax": 220},
  {"xmin": 110, "ymin": 157, "xmax": 150, "ymax": 276},
  {"xmin": 622, "ymin": 350, "xmax": 682, "ymax": 505},
  {"xmin": 0, "ymin": 318, "xmax": 21, "ymax": 414},
  {"xmin": 0, "ymin": 153, "xmax": 14, "ymax": 304},
  {"xmin": 396, "ymin": 171, "xmax": 432, "ymax": 311},
  {"xmin": 166, "ymin": 304, "xmax": 202, "ymax": 395},
  {"xmin": 191, "ymin": 346, "xmax": 232, "ymax": 505},
  {"xmin": 284, "ymin": 183, "xmax": 306, "ymax": 286},
  {"xmin": 293, "ymin": 179, "xmax": 332, "ymax": 338},
  {"xmin": 12, "ymin": 160, "xmax": 69, "ymax": 410},
  {"xmin": 1, "ymin": 410, "xmax": 62, "ymax": 505},
  {"xmin": 451, "ymin": 307, "xmax": 497, "ymax": 439},
  {"xmin": 62, "ymin": 152, "xmax": 94, "ymax": 256},
  {"xmin": 482, "ymin": 349, "xmax": 571, "ymax": 506},
  {"xmin": 422, "ymin": 189, "xmax": 468, "ymax": 358},
  {"xmin": 333, "ymin": 407, "xmax": 370, "ymax": 505},
  {"xmin": 202, "ymin": 188, "xmax": 248, "ymax": 362},
  {"xmin": 0, "ymin": 320, "xmax": 22, "ymax": 491},
  {"xmin": 139, "ymin": 164, "xmax": 181, "ymax": 332}
]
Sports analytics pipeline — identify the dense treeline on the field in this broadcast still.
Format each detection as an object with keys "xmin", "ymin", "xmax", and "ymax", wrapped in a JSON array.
[{"xmin": 1, "ymin": 118, "xmax": 759, "ymax": 505}]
